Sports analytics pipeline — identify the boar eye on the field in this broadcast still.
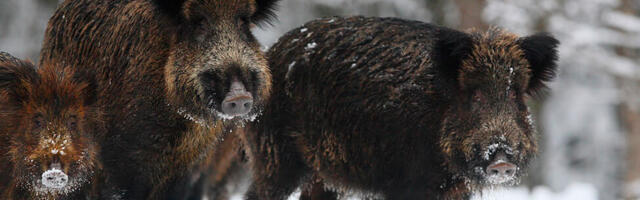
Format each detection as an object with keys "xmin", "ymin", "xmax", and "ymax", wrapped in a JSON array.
[
  {"xmin": 33, "ymin": 115, "xmax": 45, "ymax": 132},
  {"xmin": 68, "ymin": 116, "xmax": 78, "ymax": 131}
]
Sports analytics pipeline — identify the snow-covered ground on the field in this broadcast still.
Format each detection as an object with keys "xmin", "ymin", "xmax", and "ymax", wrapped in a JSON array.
[
  {"xmin": 225, "ymin": 183, "xmax": 600, "ymax": 200},
  {"xmin": 471, "ymin": 183, "xmax": 599, "ymax": 200}
]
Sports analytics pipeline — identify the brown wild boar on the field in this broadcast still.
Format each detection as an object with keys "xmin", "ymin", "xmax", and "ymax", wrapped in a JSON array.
[
  {"xmin": 38, "ymin": 0, "xmax": 278, "ymax": 198},
  {"xmin": 0, "ymin": 52, "xmax": 103, "ymax": 200}
]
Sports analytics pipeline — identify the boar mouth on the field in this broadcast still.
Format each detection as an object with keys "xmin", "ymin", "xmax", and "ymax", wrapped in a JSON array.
[
  {"xmin": 27, "ymin": 151, "xmax": 96, "ymax": 196},
  {"xmin": 32, "ymin": 167, "xmax": 93, "ymax": 196},
  {"xmin": 41, "ymin": 167, "xmax": 68, "ymax": 189},
  {"xmin": 211, "ymin": 105, "xmax": 262, "ymax": 122}
]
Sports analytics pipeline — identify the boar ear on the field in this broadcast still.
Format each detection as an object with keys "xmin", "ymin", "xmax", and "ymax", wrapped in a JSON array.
[
  {"xmin": 252, "ymin": 0, "xmax": 280, "ymax": 26},
  {"xmin": 518, "ymin": 33, "xmax": 559, "ymax": 95},
  {"xmin": 153, "ymin": 0, "xmax": 186, "ymax": 20},
  {"xmin": 154, "ymin": 0, "xmax": 280, "ymax": 25},
  {"xmin": 0, "ymin": 52, "xmax": 38, "ymax": 103},
  {"xmin": 72, "ymin": 71, "xmax": 98, "ymax": 106},
  {"xmin": 434, "ymin": 28, "xmax": 474, "ymax": 86}
]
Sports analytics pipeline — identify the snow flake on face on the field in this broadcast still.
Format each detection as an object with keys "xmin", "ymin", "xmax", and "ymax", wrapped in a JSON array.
[
  {"xmin": 286, "ymin": 61, "xmax": 296, "ymax": 79},
  {"xmin": 483, "ymin": 143, "xmax": 515, "ymax": 161},
  {"xmin": 506, "ymin": 67, "xmax": 514, "ymax": 94},
  {"xmin": 213, "ymin": 107, "xmax": 261, "ymax": 123},
  {"xmin": 41, "ymin": 168, "xmax": 68, "ymax": 189},
  {"xmin": 484, "ymin": 163, "xmax": 519, "ymax": 185},
  {"xmin": 527, "ymin": 113, "xmax": 535, "ymax": 126},
  {"xmin": 305, "ymin": 42, "xmax": 317, "ymax": 51},
  {"xmin": 177, "ymin": 108, "xmax": 209, "ymax": 127},
  {"xmin": 40, "ymin": 133, "xmax": 72, "ymax": 157},
  {"xmin": 300, "ymin": 27, "xmax": 308, "ymax": 33}
]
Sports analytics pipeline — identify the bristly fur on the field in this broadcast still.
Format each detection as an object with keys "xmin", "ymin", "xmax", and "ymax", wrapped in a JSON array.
[
  {"xmin": 517, "ymin": 33, "xmax": 560, "ymax": 97},
  {"xmin": 39, "ymin": 0, "xmax": 274, "ymax": 198},
  {"xmin": 152, "ymin": 0, "xmax": 280, "ymax": 26},
  {"xmin": 0, "ymin": 51, "xmax": 104, "ymax": 200},
  {"xmin": 0, "ymin": 52, "xmax": 24, "ymax": 64},
  {"xmin": 242, "ymin": 16, "xmax": 559, "ymax": 200},
  {"xmin": 434, "ymin": 28, "xmax": 474, "ymax": 89},
  {"xmin": 252, "ymin": 0, "xmax": 280, "ymax": 26},
  {"xmin": 0, "ymin": 52, "xmax": 38, "ymax": 103}
]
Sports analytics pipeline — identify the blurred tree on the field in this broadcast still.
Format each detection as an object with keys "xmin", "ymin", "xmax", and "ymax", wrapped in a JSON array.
[
  {"xmin": 452, "ymin": 0, "xmax": 488, "ymax": 30},
  {"xmin": 484, "ymin": 0, "xmax": 640, "ymax": 199}
]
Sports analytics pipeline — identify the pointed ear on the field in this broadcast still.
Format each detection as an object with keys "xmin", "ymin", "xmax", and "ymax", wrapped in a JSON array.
[
  {"xmin": 518, "ymin": 33, "xmax": 559, "ymax": 95},
  {"xmin": 433, "ymin": 27, "xmax": 474, "ymax": 86},
  {"xmin": 152, "ymin": 0, "xmax": 187, "ymax": 20},
  {"xmin": 253, "ymin": 0, "xmax": 280, "ymax": 26},
  {"xmin": 72, "ymin": 71, "xmax": 98, "ymax": 106},
  {"xmin": 0, "ymin": 52, "xmax": 38, "ymax": 104}
]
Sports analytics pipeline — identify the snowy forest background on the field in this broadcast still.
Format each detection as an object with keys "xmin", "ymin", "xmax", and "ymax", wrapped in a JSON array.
[{"xmin": 1, "ymin": 0, "xmax": 639, "ymax": 199}]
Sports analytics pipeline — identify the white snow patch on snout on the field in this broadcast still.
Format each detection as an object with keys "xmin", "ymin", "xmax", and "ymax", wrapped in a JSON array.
[
  {"xmin": 485, "ymin": 161, "xmax": 519, "ymax": 185},
  {"xmin": 483, "ymin": 143, "xmax": 516, "ymax": 161},
  {"xmin": 41, "ymin": 168, "xmax": 68, "ymax": 189}
]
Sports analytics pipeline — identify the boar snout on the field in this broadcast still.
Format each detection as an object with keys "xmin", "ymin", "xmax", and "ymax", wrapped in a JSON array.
[
  {"xmin": 41, "ymin": 162, "xmax": 68, "ymax": 189},
  {"xmin": 221, "ymin": 78, "xmax": 253, "ymax": 117},
  {"xmin": 484, "ymin": 151, "xmax": 517, "ymax": 184}
]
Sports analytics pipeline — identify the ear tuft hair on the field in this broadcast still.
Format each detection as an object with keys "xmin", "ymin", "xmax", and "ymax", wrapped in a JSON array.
[
  {"xmin": 252, "ymin": 0, "xmax": 280, "ymax": 27},
  {"xmin": 433, "ymin": 27, "xmax": 474, "ymax": 86},
  {"xmin": 0, "ymin": 52, "xmax": 38, "ymax": 103},
  {"xmin": 518, "ymin": 33, "xmax": 559, "ymax": 96}
]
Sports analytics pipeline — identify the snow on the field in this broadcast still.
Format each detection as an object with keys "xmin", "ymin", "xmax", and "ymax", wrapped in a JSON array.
[
  {"xmin": 305, "ymin": 42, "xmax": 317, "ymax": 50},
  {"xmin": 286, "ymin": 61, "xmax": 296, "ymax": 79},
  {"xmin": 41, "ymin": 168, "xmax": 68, "ymax": 189},
  {"xmin": 177, "ymin": 108, "xmax": 210, "ymax": 126},
  {"xmin": 483, "ymin": 143, "xmax": 514, "ymax": 161},
  {"xmin": 471, "ymin": 183, "xmax": 599, "ymax": 200},
  {"xmin": 483, "ymin": 162, "xmax": 517, "ymax": 185}
]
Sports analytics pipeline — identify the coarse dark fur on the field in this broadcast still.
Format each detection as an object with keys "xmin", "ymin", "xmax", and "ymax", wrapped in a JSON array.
[
  {"xmin": 242, "ymin": 16, "xmax": 559, "ymax": 199},
  {"xmin": 176, "ymin": 132, "xmax": 251, "ymax": 200},
  {"xmin": 0, "ymin": 52, "xmax": 104, "ymax": 200},
  {"xmin": 39, "ymin": 0, "xmax": 277, "ymax": 198}
]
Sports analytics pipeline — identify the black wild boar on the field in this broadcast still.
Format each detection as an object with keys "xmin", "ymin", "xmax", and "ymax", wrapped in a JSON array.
[{"xmin": 243, "ymin": 16, "xmax": 559, "ymax": 199}]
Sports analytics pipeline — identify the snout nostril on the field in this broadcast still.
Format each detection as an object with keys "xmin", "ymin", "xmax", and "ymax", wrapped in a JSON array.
[
  {"xmin": 244, "ymin": 102, "xmax": 251, "ymax": 108},
  {"xmin": 230, "ymin": 102, "xmax": 237, "ymax": 108},
  {"xmin": 486, "ymin": 161, "xmax": 517, "ymax": 177},
  {"xmin": 506, "ymin": 169, "xmax": 512, "ymax": 174}
]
